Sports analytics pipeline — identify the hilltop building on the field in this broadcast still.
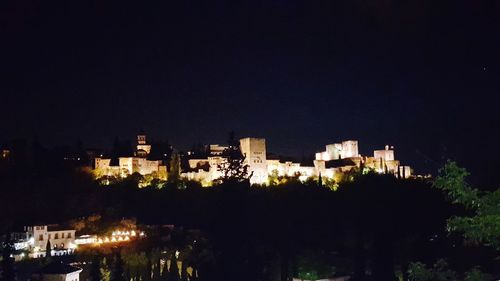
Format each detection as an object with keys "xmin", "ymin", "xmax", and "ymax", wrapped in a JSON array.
[
  {"xmin": 240, "ymin": 138, "xmax": 268, "ymax": 185},
  {"xmin": 92, "ymin": 133, "xmax": 414, "ymax": 185},
  {"xmin": 182, "ymin": 138, "xmax": 413, "ymax": 185},
  {"xmin": 94, "ymin": 133, "xmax": 167, "ymax": 179}
]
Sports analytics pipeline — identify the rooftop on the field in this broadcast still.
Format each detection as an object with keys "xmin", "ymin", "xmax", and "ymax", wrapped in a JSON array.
[{"xmin": 37, "ymin": 262, "xmax": 82, "ymax": 275}]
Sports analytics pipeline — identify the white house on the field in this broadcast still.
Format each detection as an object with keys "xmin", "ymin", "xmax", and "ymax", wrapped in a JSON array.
[{"xmin": 26, "ymin": 225, "xmax": 76, "ymax": 257}]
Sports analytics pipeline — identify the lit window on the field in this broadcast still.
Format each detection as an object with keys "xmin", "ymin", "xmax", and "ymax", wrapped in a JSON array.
[{"xmin": 39, "ymin": 235, "xmax": 43, "ymax": 241}]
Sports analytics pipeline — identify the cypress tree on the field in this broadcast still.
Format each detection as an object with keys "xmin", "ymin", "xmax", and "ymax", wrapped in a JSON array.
[
  {"xmin": 45, "ymin": 240, "xmax": 52, "ymax": 258},
  {"xmin": 100, "ymin": 257, "xmax": 111, "ymax": 281},
  {"xmin": 169, "ymin": 253, "xmax": 180, "ymax": 281},
  {"xmin": 180, "ymin": 261, "xmax": 188, "ymax": 281},
  {"xmin": 111, "ymin": 251, "xmax": 126, "ymax": 281},
  {"xmin": 151, "ymin": 249, "xmax": 161, "ymax": 281},
  {"xmin": 168, "ymin": 152, "xmax": 181, "ymax": 185},
  {"xmin": 90, "ymin": 256, "xmax": 101, "ymax": 281},
  {"xmin": 144, "ymin": 254, "xmax": 152, "ymax": 281}
]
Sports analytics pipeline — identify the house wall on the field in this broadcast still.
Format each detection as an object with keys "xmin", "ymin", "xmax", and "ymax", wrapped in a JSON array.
[{"xmin": 31, "ymin": 226, "xmax": 75, "ymax": 250}]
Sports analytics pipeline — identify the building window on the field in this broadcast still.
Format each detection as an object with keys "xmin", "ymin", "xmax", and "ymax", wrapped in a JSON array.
[
  {"xmin": 39, "ymin": 234, "xmax": 43, "ymax": 241},
  {"xmin": 48, "ymin": 234, "xmax": 51, "ymax": 240},
  {"xmin": 67, "ymin": 232, "xmax": 72, "ymax": 238},
  {"xmin": 62, "ymin": 233, "xmax": 65, "ymax": 238}
]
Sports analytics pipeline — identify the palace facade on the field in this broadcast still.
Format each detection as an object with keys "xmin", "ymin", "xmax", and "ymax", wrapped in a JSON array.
[{"xmin": 93, "ymin": 134, "xmax": 413, "ymax": 185}]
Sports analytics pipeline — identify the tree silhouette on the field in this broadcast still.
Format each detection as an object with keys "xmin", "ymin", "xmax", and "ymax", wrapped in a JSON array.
[
  {"xmin": 215, "ymin": 131, "xmax": 251, "ymax": 185},
  {"xmin": 90, "ymin": 256, "xmax": 101, "ymax": 281},
  {"xmin": 100, "ymin": 257, "xmax": 111, "ymax": 281},
  {"xmin": 45, "ymin": 239, "xmax": 52, "ymax": 259},
  {"xmin": 168, "ymin": 152, "xmax": 181, "ymax": 185},
  {"xmin": 111, "ymin": 250, "xmax": 126, "ymax": 281},
  {"xmin": 169, "ymin": 252, "xmax": 180, "ymax": 281},
  {"xmin": 434, "ymin": 160, "xmax": 500, "ymax": 250}
]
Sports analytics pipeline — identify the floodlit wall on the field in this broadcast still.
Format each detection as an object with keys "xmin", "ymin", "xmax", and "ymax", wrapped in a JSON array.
[
  {"xmin": 118, "ymin": 157, "xmax": 160, "ymax": 176},
  {"xmin": 374, "ymin": 146, "xmax": 395, "ymax": 161},
  {"xmin": 341, "ymin": 140, "xmax": 358, "ymax": 158},
  {"xmin": 240, "ymin": 138, "xmax": 267, "ymax": 184},
  {"xmin": 30, "ymin": 226, "xmax": 75, "ymax": 250},
  {"xmin": 326, "ymin": 143, "xmax": 342, "ymax": 160}
]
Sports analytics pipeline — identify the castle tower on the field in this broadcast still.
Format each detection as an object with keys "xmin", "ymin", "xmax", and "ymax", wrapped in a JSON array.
[
  {"xmin": 239, "ymin": 138, "xmax": 267, "ymax": 185},
  {"xmin": 136, "ymin": 132, "xmax": 151, "ymax": 156},
  {"xmin": 137, "ymin": 134, "xmax": 147, "ymax": 145},
  {"xmin": 341, "ymin": 140, "xmax": 359, "ymax": 158}
]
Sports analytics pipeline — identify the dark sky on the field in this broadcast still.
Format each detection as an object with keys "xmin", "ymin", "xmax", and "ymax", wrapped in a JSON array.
[{"xmin": 1, "ymin": 0, "xmax": 500, "ymax": 183}]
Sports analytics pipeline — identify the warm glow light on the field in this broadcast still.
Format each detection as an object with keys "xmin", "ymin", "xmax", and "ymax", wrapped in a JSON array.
[
  {"xmin": 104, "ymin": 237, "xmax": 110, "ymax": 243},
  {"xmin": 131, "ymin": 230, "xmax": 136, "ymax": 236},
  {"xmin": 111, "ymin": 237, "xmax": 117, "ymax": 242}
]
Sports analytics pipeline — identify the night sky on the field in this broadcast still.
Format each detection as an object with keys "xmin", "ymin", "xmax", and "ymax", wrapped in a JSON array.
[{"xmin": 1, "ymin": 0, "xmax": 500, "ymax": 184}]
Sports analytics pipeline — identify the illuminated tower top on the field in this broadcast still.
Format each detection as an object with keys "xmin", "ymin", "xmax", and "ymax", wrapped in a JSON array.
[
  {"xmin": 137, "ymin": 134, "xmax": 147, "ymax": 145},
  {"xmin": 136, "ymin": 132, "xmax": 151, "ymax": 156}
]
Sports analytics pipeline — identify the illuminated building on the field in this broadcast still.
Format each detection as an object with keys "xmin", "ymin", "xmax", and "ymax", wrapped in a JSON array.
[
  {"xmin": 183, "ymin": 138, "xmax": 413, "ymax": 184},
  {"xmin": 94, "ymin": 133, "xmax": 167, "ymax": 179},
  {"xmin": 92, "ymin": 132, "xmax": 414, "ymax": 184},
  {"xmin": 19, "ymin": 225, "xmax": 77, "ymax": 258},
  {"xmin": 315, "ymin": 140, "xmax": 359, "ymax": 161},
  {"xmin": 240, "ymin": 138, "xmax": 268, "ymax": 185}
]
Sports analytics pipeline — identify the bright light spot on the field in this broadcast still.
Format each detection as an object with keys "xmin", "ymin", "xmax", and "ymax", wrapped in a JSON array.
[{"xmin": 175, "ymin": 250, "xmax": 180, "ymax": 259}]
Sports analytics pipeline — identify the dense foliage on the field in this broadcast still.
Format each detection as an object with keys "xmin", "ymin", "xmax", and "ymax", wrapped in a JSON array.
[{"xmin": 434, "ymin": 161, "xmax": 500, "ymax": 250}]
